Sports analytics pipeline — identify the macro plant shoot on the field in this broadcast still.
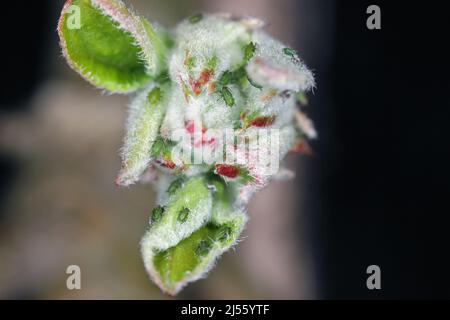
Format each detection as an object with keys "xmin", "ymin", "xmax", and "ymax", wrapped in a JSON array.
[{"xmin": 57, "ymin": 0, "xmax": 316, "ymax": 295}]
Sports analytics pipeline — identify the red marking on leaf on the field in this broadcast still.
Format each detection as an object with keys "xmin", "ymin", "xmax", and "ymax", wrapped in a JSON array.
[
  {"xmin": 161, "ymin": 157, "xmax": 176, "ymax": 169},
  {"xmin": 207, "ymin": 137, "xmax": 216, "ymax": 145},
  {"xmin": 199, "ymin": 69, "xmax": 213, "ymax": 84},
  {"xmin": 189, "ymin": 77, "xmax": 202, "ymax": 95},
  {"xmin": 249, "ymin": 116, "xmax": 275, "ymax": 127},
  {"xmin": 189, "ymin": 69, "xmax": 213, "ymax": 96},
  {"xmin": 215, "ymin": 164, "xmax": 240, "ymax": 178},
  {"xmin": 186, "ymin": 121, "xmax": 215, "ymax": 147},
  {"xmin": 208, "ymin": 82, "xmax": 217, "ymax": 94},
  {"xmin": 185, "ymin": 120, "xmax": 196, "ymax": 133}
]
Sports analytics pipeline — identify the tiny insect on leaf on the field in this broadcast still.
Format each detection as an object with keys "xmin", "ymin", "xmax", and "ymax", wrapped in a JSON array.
[
  {"xmin": 188, "ymin": 13, "xmax": 203, "ymax": 24},
  {"xmin": 221, "ymin": 87, "xmax": 235, "ymax": 107},
  {"xmin": 282, "ymin": 47, "xmax": 297, "ymax": 57},
  {"xmin": 244, "ymin": 42, "xmax": 256, "ymax": 61},
  {"xmin": 177, "ymin": 207, "xmax": 190, "ymax": 223},
  {"xmin": 151, "ymin": 206, "xmax": 165, "ymax": 223}
]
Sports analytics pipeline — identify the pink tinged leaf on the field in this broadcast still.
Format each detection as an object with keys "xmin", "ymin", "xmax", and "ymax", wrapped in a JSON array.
[
  {"xmin": 246, "ymin": 58, "xmax": 315, "ymax": 92},
  {"xmin": 295, "ymin": 110, "xmax": 318, "ymax": 139}
]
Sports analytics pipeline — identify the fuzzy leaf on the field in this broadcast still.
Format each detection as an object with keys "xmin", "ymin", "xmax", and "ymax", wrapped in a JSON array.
[
  {"xmin": 147, "ymin": 175, "xmax": 246, "ymax": 295},
  {"xmin": 152, "ymin": 214, "xmax": 245, "ymax": 295},
  {"xmin": 246, "ymin": 31, "xmax": 315, "ymax": 92},
  {"xmin": 141, "ymin": 176, "xmax": 213, "ymax": 252},
  {"xmin": 116, "ymin": 86, "xmax": 167, "ymax": 186},
  {"xmin": 141, "ymin": 176, "xmax": 223, "ymax": 294},
  {"xmin": 58, "ymin": 0, "xmax": 168, "ymax": 93},
  {"xmin": 140, "ymin": 175, "xmax": 247, "ymax": 295}
]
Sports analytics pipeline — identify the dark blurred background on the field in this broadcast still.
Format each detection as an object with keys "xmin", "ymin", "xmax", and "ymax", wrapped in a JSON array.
[{"xmin": 0, "ymin": 0, "xmax": 449, "ymax": 299}]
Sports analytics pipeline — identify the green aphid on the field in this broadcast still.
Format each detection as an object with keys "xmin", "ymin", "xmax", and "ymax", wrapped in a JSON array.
[
  {"xmin": 151, "ymin": 136, "xmax": 165, "ymax": 157},
  {"xmin": 186, "ymin": 56, "xmax": 196, "ymax": 71},
  {"xmin": 232, "ymin": 67, "xmax": 248, "ymax": 85},
  {"xmin": 282, "ymin": 47, "xmax": 297, "ymax": 57},
  {"xmin": 296, "ymin": 91, "xmax": 309, "ymax": 106},
  {"xmin": 151, "ymin": 206, "xmax": 165, "ymax": 223},
  {"xmin": 196, "ymin": 240, "xmax": 212, "ymax": 256},
  {"xmin": 244, "ymin": 42, "xmax": 256, "ymax": 62},
  {"xmin": 148, "ymin": 87, "xmax": 163, "ymax": 106},
  {"xmin": 217, "ymin": 226, "xmax": 232, "ymax": 242},
  {"xmin": 177, "ymin": 207, "xmax": 190, "ymax": 223},
  {"xmin": 151, "ymin": 136, "xmax": 176, "ymax": 157},
  {"xmin": 233, "ymin": 120, "xmax": 243, "ymax": 130},
  {"xmin": 221, "ymin": 86, "xmax": 235, "ymax": 107},
  {"xmin": 167, "ymin": 176, "xmax": 185, "ymax": 195},
  {"xmin": 219, "ymin": 70, "xmax": 232, "ymax": 86},
  {"xmin": 188, "ymin": 13, "xmax": 203, "ymax": 24},
  {"xmin": 247, "ymin": 74, "xmax": 262, "ymax": 89},
  {"xmin": 155, "ymin": 72, "xmax": 170, "ymax": 84},
  {"xmin": 206, "ymin": 55, "xmax": 218, "ymax": 70}
]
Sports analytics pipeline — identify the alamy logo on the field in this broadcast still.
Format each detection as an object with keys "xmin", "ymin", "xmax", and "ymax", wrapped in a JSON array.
[
  {"xmin": 366, "ymin": 265, "xmax": 381, "ymax": 290},
  {"xmin": 66, "ymin": 265, "xmax": 81, "ymax": 290},
  {"xmin": 366, "ymin": 5, "xmax": 381, "ymax": 30},
  {"xmin": 168, "ymin": 127, "xmax": 282, "ymax": 176}
]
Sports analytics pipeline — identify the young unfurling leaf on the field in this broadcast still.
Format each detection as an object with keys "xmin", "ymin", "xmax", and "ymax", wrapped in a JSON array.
[
  {"xmin": 58, "ymin": 0, "xmax": 169, "ymax": 93},
  {"xmin": 246, "ymin": 31, "xmax": 315, "ymax": 92},
  {"xmin": 144, "ymin": 174, "xmax": 246, "ymax": 296},
  {"xmin": 150, "ymin": 214, "xmax": 246, "ymax": 295},
  {"xmin": 116, "ymin": 86, "xmax": 167, "ymax": 186}
]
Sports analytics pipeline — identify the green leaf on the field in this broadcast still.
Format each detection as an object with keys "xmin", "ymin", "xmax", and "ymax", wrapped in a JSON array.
[
  {"xmin": 58, "ymin": 0, "xmax": 169, "ymax": 93},
  {"xmin": 152, "ymin": 224, "xmax": 222, "ymax": 289},
  {"xmin": 142, "ymin": 176, "xmax": 213, "ymax": 252},
  {"xmin": 141, "ymin": 176, "xmax": 220, "ymax": 294},
  {"xmin": 116, "ymin": 86, "xmax": 167, "ymax": 186},
  {"xmin": 140, "ymin": 175, "xmax": 247, "ymax": 295},
  {"xmin": 152, "ymin": 214, "xmax": 246, "ymax": 295}
]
